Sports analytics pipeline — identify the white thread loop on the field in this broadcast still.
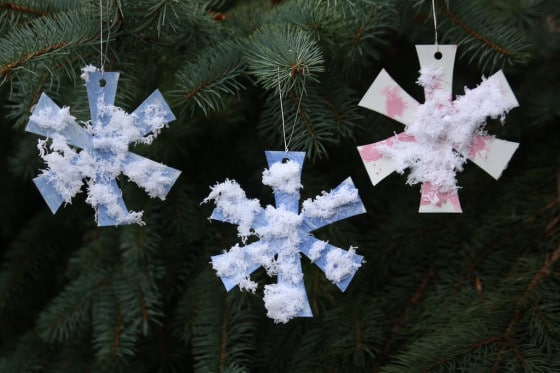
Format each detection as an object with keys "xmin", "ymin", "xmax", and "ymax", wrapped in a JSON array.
[
  {"xmin": 277, "ymin": 66, "xmax": 305, "ymax": 152},
  {"xmin": 431, "ymin": 0, "xmax": 439, "ymax": 49},
  {"xmin": 99, "ymin": 0, "xmax": 103, "ymax": 72},
  {"xmin": 99, "ymin": 0, "xmax": 111, "ymax": 73}
]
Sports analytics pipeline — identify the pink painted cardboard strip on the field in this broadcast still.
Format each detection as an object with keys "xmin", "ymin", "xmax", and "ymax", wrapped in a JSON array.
[
  {"xmin": 419, "ymin": 182, "xmax": 462, "ymax": 213},
  {"xmin": 358, "ymin": 133, "xmax": 416, "ymax": 186},
  {"xmin": 466, "ymin": 135, "xmax": 519, "ymax": 180},
  {"xmin": 358, "ymin": 69, "xmax": 420, "ymax": 127}
]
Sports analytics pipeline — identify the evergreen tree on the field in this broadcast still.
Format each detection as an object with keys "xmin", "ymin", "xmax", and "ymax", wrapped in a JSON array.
[{"xmin": 1, "ymin": 0, "xmax": 559, "ymax": 371}]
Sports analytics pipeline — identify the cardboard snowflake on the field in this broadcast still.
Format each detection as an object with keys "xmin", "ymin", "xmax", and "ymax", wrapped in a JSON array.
[
  {"xmin": 25, "ymin": 67, "xmax": 181, "ymax": 226},
  {"xmin": 357, "ymin": 45, "xmax": 519, "ymax": 212},
  {"xmin": 204, "ymin": 151, "xmax": 366, "ymax": 323}
]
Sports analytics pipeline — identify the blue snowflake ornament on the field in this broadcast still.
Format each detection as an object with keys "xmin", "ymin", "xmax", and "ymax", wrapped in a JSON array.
[
  {"xmin": 25, "ymin": 67, "xmax": 181, "ymax": 226},
  {"xmin": 204, "ymin": 151, "xmax": 366, "ymax": 323}
]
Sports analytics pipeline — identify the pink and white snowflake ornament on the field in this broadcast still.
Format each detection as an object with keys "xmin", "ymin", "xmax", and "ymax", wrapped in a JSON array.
[{"xmin": 357, "ymin": 45, "xmax": 519, "ymax": 212}]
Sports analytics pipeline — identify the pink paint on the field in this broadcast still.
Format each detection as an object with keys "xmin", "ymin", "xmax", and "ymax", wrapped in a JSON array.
[
  {"xmin": 420, "ymin": 183, "xmax": 462, "ymax": 212},
  {"xmin": 359, "ymin": 144, "xmax": 383, "ymax": 162},
  {"xmin": 395, "ymin": 133, "xmax": 415, "ymax": 142},
  {"xmin": 468, "ymin": 135, "xmax": 490, "ymax": 159},
  {"xmin": 359, "ymin": 133, "xmax": 415, "ymax": 162},
  {"xmin": 424, "ymin": 87, "xmax": 447, "ymax": 102},
  {"xmin": 383, "ymin": 85, "xmax": 407, "ymax": 119}
]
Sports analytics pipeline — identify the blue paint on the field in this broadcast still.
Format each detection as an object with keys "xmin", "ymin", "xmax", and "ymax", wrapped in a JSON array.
[
  {"xmin": 209, "ymin": 151, "xmax": 366, "ymax": 320},
  {"xmin": 26, "ymin": 71, "xmax": 180, "ymax": 226}
]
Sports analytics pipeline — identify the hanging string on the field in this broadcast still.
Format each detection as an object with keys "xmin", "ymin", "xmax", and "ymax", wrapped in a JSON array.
[
  {"xmin": 104, "ymin": 0, "xmax": 111, "ymax": 70},
  {"xmin": 277, "ymin": 66, "xmax": 305, "ymax": 152},
  {"xmin": 431, "ymin": 0, "xmax": 439, "ymax": 49},
  {"xmin": 99, "ymin": 0, "xmax": 104, "ymax": 72},
  {"xmin": 99, "ymin": 0, "xmax": 111, "ymax": 73}
]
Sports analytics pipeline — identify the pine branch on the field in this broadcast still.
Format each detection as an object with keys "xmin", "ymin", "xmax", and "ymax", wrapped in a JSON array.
[
  {"xmin": 257, "ymin": 82, "xmax": 361, "ymax": 159},
  {"xmin": 491, "ymin": 243, "xmax": 560, "ymax": 371},
  {"xmin": 172, "ymin": 40, "xmax": 245, "ymax": 115},
  {"xmin": 378, "ymin": 267, "xmax": 434, "ymax": 368},
  {"xmin": 0, "ymin": 10, "xmax": 100, "ymax": 83},
  {"xmin": 438, "ymin": 1, "xmax": 532, "ymax": 70},
  {"xmin": 0, "ymin": 0, "xmax": 81, "ymax": 19},
  {"xmin": 244, "ymin": 23, "xmax": 325, "ymax": 94},
  {"xmin": 123, "ymin": 0, "xmax": 222, "ymax": 47},
  {"xmin": 443, "ymin": 6, "xmax": 511, "ymax": 56},
  {"xmin": 111, "ymin": 306, "xmax": 123, "ymax": 361},
  {"xmin": 0, "ymin": 3, "xmax": 48, "ymax": 16}
]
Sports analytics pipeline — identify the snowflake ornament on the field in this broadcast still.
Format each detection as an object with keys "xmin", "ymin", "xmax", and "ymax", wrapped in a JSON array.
[
  {"xmin": 204, "ymin": 151, "xmax": 366, "ymax": 323},
  {"xmin": 357, "ymin": 45, "xmax": 519, "ymax": 212},
  {"xmin": 25, "ymin": 67, "xmax": 181, "ymax": 226}
]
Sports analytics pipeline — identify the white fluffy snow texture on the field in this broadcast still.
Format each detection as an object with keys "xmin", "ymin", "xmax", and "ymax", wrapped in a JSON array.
[
  {"xmin": 85, "ymin": 182, "xmax": 144, "ymax": 225},
  {"xmin": 142, "ymin": 103, "xmax": 169, "ymax": 137},
  {"xmin": 95, "ymin": 100, "xmax": 145, "ymax": 151},
  {"xmin": 301, "ymin": 183, "xmax": 360, "ymax": 219},
  {"xmin": 255, "ymin": 206, "xmax": 302, "ymax": 242},
  {"xmin": 325, "ymin": 247, "xmax": 361, "ymax": 283},
  {"xmin": 30, "ymin": 106, "xmax": 76, "ymax": 132},
  {"xmin": 204, "ymin": 179, "xmax": 262, "ymax": 240},
  {"xmin": 37, "ymin": 135, "xmax": 82, "ymax": 203},
  {"xmin": 308, "ymin": 240, "xmax": 328, "ymax": 262},
  {"xmin": 263, "ymin": 283, "xmax": 307, "ymax": 324},
  {"xmin": 381, "ymin": 66, "xmax": 517, "ymax": 193},
  {"xmin": 207, "ymin": 157, "xmax": 363, "ymax": 323},
  {"xmin": 34, "ymin": 94, "xmax": 173, "ymax": 225},
  {"xmin": 80, "ymin": 65, "xmax": 98, "ymax": 81},
  {"xmin": 212, "ymin": 244, "xmax": 250, "ymax": 285},
  {"xmin": 123, "ymin": 158, "xmax": 174, "ymax": 199},
  {"xmin": 245, "ymin": 241, "xmax": 276, "ymax": 276},
  {"xmin": 262, "ymin": 159, "xmax": 302, "ymax": 194}
]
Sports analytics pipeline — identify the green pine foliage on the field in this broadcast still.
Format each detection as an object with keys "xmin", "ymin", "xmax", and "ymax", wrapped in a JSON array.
[{"xmin": 1, "ymin": 0, "xmax": 559, "ymax": 371}]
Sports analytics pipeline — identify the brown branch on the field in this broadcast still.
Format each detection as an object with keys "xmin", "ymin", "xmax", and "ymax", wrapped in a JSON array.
[
  {"xmin": 138, "ymin": 287, "xmax": 148, "ymax": 321},
  {"xmin": 378, "ymin": 267, "xmax": 435, "ymax": 368},
  {"xmin": 219, "ymin": 299, "xmax": 229, "ymax": 367},
  {"xmin": 0, "ymin": 42, "xmax": 68, "ymax": 77},
  {"xmin": 311, "ymin": 270, "xmax": 320, "ymax": 316},
  {"xmin": 492, "ymin": 335, "xmax": 524, "ymax": 373},
  {"xmin": 424, "ymin": 336, "xmax": 499, "ymax": 372},
  {"xmin": 354, "ymin": 316, "xmax": 362, "ymax": 351},
  {"xmin": 441, "ymin": 6, "xmax": 513, "ymax": 57},
  {"xmin": 112, "ymin": 307, "xmax": 123, "ymax": 361},
  {"xmin": 0, "ymin": 3, "xmax": 47, "ymax": 16},
  {"xmin": 324, "ymin": 95, "xmax": 342, "ymax": 125},
  {"xmin": 29, "ymin": 71, "xmax": 50, "ymax": 110},
  {"xmin": 353, "ymin": 25, "xmax": 364, "ymax": 47},
  {"xmin": 512, "ymin": 244, "xmax": 560, "ymax": 324},
  {"xmin": 137, "ymin": 226, "xmax": 144, "ymax": 252},
  {"xmin": 183, "ymin": 66, "xmax": 238, "ymax": 101},
  {"xmin": 1, "ymin": 31, "xmax": 99, "ymax": 79},
  {"xmin": 184, "ymin": 80, "xmax": 208, "ymax": 101},
  {"xmin": 25, "ymin": 53, "xmax": 90, "ymax": 112},
  {"xmin": 453, "ymin": 240, "xmax": 501, "ymax": 293},
  {"xmin": 288, "ymin": 92, "xmax": 315, "ymax": 140},
  {"xmin": 492, "ymin": 243, "xmax": 560, "ymax": 371},
  {"xmin": 48, "ymin": 279, "xmax": 108, "ymax": 335}
]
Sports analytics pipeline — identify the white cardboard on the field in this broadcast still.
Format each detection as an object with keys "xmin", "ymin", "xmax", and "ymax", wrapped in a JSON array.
[
  {"xmin": 467, "ymin": 137, "xmax": 519, "ymax": 180},
  {"xmin": 357, "ymin": 145, "xmax": 397, "ymax": 185},
  {"xmin": 357, "ymin": 44, "xmax": 519, "ymax": 213},
  {"xmin": 358, "ymin": 69, "xmax": 420, "ymax": 126},
  {"xmin": 415, "ymin": 44, "xmax": 457, "ymax": 100}
]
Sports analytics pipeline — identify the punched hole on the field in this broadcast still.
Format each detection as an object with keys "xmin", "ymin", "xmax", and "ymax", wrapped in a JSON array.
[
  {"xmin": 281, "ymin": 158, "xmax": 290, "ymax": 163},
  {"xmin": 434, "ymin": 51, "xmax": 443, "ymax": 60},
  {"xmin": 99, "ymin": 79, "xmax": 107, "ymax": 87}
]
